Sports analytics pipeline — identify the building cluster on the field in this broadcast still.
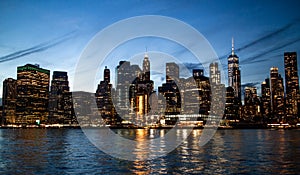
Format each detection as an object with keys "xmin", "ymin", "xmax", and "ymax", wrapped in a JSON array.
[
  {"xmin": 0, "ymin": 39, "xmax": 299, "ymax": 127},
  {"xmin": 1, "ymin": 64, "xmax": 77, "ymax": 125},
  {"xmin": 224, "ymin": 39, "xmax": 299, "ymax": 125}
]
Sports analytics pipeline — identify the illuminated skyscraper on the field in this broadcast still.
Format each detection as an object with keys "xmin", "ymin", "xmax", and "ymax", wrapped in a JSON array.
[
  {"xmin": 209, "ymin": 62, "xmax": 221, "ymax": 84},
  {"xmin": 227, "ymin": 38, "xmax": 241, "ymax": 103},
  {"xmin": 224, "ymin": 87, "xmax": 239, "ymax": 121},
  {"xmin": 270, "ymin": 67, "xmax": 285, "ymax": 122},
  {"xmin": 2, "ymin": 78, "xmax": 17, "ymax": 124},
  {"xmin": 143, "ymin": 53, "xmax": 150, "ymax": 81},
  {"xmin": 49, "ymin": 71, "xmax": 73, "ymax": 124},
  {"xmin": 284, "ymin": 52, "xmax": 299, "ymax": 120},
  {"xmin": 261, "ymin": 78, "xmax": 271, "ymax": 122},
  {"xmin": 16, "ymin": 64, "xmax": 50, "ymax": 124},
  {"xmin": 209, "ymin": 62, "xmax": 225, "ymax": 117}
]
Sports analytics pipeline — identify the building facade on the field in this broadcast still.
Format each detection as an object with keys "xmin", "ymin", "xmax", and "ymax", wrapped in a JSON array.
[
  {"xmin": 16, "ymin": 64, "xmax": 50, "ymax": 124},
  {"xmin": 284, "ymin": 52, "xmax": 299, "ymax": 122},
  {"xmin": 2, "ymin": 78, "xmax": 17, "ymax": 124},
  {"xmin": 49, "ymin": 71, "xmax": 74, "ymax": 124},
  {"xmin": 270, "ymin": 67, "xmax": 285, "ymax": 122},
  {"xmin": 261, "ymin": 78, "xmax": 271, "ymax": 122}
]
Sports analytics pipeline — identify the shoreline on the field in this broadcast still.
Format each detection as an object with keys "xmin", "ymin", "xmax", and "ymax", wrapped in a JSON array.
[{"xmin": 0, "ymin": 124, "xmax": 298, "ymax": 130}]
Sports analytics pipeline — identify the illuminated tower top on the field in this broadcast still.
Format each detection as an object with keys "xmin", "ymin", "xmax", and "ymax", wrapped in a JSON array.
[
  {"xmin": 228, "ymin": 37, "xmax": 241, "ymax": 103},
  {"xmin": 143, "ymin": 52, "xmax": 150, "ymax": 81}
]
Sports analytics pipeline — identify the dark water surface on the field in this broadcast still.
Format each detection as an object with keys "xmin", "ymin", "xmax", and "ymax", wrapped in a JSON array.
[{"xmin": 0, "ymin": 129, "xmax": 299, "ymax": 174}]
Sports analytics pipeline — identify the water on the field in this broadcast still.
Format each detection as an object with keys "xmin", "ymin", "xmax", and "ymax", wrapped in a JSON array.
[{"xmin": 0, "ymin": 129, "xmax": 299, "ymax": 174}]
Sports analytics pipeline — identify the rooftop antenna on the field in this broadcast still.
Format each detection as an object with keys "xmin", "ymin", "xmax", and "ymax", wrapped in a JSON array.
[
  {"xmin": 231, "ymin": 37, "xmax": 235, "ymax": 55},
  {"xmin": 145, "ymin": 46, "xmax": 148, "ymax": 58}
]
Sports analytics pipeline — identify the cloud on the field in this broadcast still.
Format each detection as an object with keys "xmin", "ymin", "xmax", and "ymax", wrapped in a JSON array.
[
  {"xmin": 182, "ymin": 62, "xmax": 203, "ymax": 71},
  {"xmin": 241, "ymin": 82, "xmax": 261, "ymax": 89},
  {"xmin": 219, "ymin": 20, "xmax": 300, "ymax": 61},
  {"xmin": 0, "ymin": 31, "xmax": 76, "ymax": 63},
  {"xmin": 240, "ymin": 37, "xmax": 300, "ymax": 65}
]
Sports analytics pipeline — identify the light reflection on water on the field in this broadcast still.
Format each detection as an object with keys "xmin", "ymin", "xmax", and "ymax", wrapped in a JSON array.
[{"xmin": 0, "ymin": 129, "xmax": 299, "ymax": 174}]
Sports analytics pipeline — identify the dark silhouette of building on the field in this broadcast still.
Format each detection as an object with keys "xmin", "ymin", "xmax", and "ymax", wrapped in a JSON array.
[
  {"xmin": 224, "ymin": 87, "xmax": 240, "ymax": 121},
  {"xmin": 228, "ymin": 38, "xmax": 241, "ymax": 104},
  {"xmin": 2, "ymin": 78, "xmax": 17, "ymax": 124},
  {"xmin": 96, "ymin": 66, "xmax": 116, "ymax": 125},
  {"xmin": 284, "ymin": 52, "xmax": 299, "ymax": 122},
  {"xmin": 270, "ymin": 67, "xmax": 285, "ymax": 122},
  {"xmin": 242, "ymin": 87, "xmax": 261, "ymax": 122},
  {"xmin": 16, "ymin": 64, "xmax": 50, "ymax": 124},
  {"xmin": 49, "ymin": 71, "xmax": 74, "ymax": 124},
  {"xmin": 261, "ymin": 78, "xmax": 271, "ymax": 122},
  {"xmin": 158, "ymin": 62, "xmax": 182, "ymax": 124}
]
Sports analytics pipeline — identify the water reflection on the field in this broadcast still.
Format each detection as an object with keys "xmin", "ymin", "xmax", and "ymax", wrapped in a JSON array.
[{"xmin": 0, "ymin": 129, "xmax": 299, "ymax": 174}]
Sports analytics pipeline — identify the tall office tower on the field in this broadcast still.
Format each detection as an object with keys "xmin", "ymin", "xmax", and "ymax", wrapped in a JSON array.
[
  {"xmin": 16, "ymin": 64, "xmax": 50, "ymax": 124},
  {"xmin": 2, "ymin": 78, "xmax": 17, "ymax": 124},
  {"xmin": 166, "ymin": 62, "xmax": 179, "ymax": 83},
  {"xmin": 158, "ymin": 62, "xmax": 181, "ymax": 124},
  {"xmin": 224, "ymin": 87, "xmax": 240, "ymax": 121},
  {"xmin": 129, "ymin": 55, "xmax": 154, "ymax": 125},
  {"xmin": 183, "ymin": 69, "xmax": 211, "ymax": 115},
  {"xmin": 209, "ymin": 62, "xmax": 221, "ymax": 84},
  {"xmin": 284, "ymin": 52, "xmax": 299, "ymax": 121},
  {"xmin": 209, "ymin": 62, "xmax": 225, "ymax": 117},
  {"xmin": 96, "ymin": 66, "xmax": 116, "ymax": 125},
  {"xmin": 270, "ymin": 67, "xmax": 285, "ymax": 122},
  {"xmin": 49, "ymin": 71, "xmax": 73, "ymax": 124},
  {"xmin": 104, "ymin": 65, "xmax": 110, "ymax": 83},
  {"xmin": 115, "ymin": 61, "xmax": 140, "ymax": 117},
  {"xmin": 143, "ymin": 53, "xmax": 150, "ymax": 81},
  {"xmin": 242, "ymin": 87, "xmax": 261, "ymax": 122},
  {"xmin": 261, "ymin": 78, "xmax": 271, "ymax": 122},
  {"xmin": 228, "ymin": 38, "xmax": 241, "ymax": 103}
]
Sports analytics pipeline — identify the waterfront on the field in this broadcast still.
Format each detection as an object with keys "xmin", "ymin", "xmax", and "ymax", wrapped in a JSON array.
[{"xmin": 0, "ymin": 129, "xmax": 299, "ymax": 174}]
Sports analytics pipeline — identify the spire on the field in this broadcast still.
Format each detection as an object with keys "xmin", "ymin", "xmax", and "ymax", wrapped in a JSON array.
[
  {"xmin": 231, "ymin": 37, "xmax": 234, "ymax": 55},
  {"xmin": 144, "ymin": 46, "xmax": 148, "ymax": 58}
]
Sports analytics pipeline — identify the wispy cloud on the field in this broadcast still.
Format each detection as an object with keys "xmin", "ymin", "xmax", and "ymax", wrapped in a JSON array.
[
  {"xmin": 219, "ymin": 20, "xmax": 300, "ymax": 61},
  {"xmin": 241, "ymin": 82, "xmax": 261, "ymax": 88},
  {"xmin": 0, "ymin": 31, "xmax": 76, "ymax": 63},
  {"xmin": 240, "ymin": 37, "xmax": 300, "ymax": 65}
]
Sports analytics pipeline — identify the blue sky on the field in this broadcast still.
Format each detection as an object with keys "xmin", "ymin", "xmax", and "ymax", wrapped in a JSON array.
[{"xmin": 0, "ymin": 0, "xmax": 300, "ymax": 97}]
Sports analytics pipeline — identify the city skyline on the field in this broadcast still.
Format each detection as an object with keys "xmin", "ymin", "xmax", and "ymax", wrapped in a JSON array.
[
  {"xmin": 1, "ymin": 49, "xmax": 298, "ymax": 126},
  {"xmin": 1, "ymin": 1, "xmax": 300, "ymax": 97}
]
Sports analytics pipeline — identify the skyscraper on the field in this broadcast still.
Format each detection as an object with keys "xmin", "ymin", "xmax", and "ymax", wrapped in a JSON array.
[
  {"xmin": 209, "ymin": 62, "xmax": 221, "ymax": 84},
  {"xmin": 49, "ymin": 71, "xmax": 73, "ymax": 124},
  {"xmin": 2, "ymin": 78, "xmax": 17, "ymax": 124},
  {"xmin": 16, "ymin": 64, "xmax": 50, "ymax": 124},
  {"xmin": 143, "ymin": 53, "xmax": 150, "ymax": 81},
  {"xmin": 166, "ymin": 62, "xmax": 179, "ymax": 83},
  {"xmin": 242, "ymin": 87, "xmax": 261, "ymax": 122},
  {"xmin": 270, "ymin": 67, "xmax": 285, "ymax": 122},
  {"xmin": 261, "ymin": 78, "xmax": 271, "ymax": 122},
  {"xmin": 284, "ymin": 52, "xmax": 299, "ymax": 121},
  {"xmin": 209, "ymin": 62, "xmax": 225, "ymax": 117},
  {"xmin": 96, "ymin": 66, "xmax": 116, "ymax": 124},
  {"xmin": 227, "ymin": 38, "xmax": 241, "ymax": 103}
]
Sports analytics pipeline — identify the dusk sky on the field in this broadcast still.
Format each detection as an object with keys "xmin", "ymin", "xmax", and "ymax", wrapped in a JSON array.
[{"xmin": 0, "ymin": 0, "xmax": 300, "ymax": 97}]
